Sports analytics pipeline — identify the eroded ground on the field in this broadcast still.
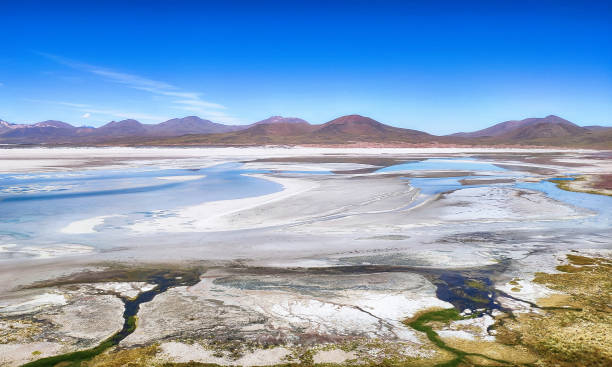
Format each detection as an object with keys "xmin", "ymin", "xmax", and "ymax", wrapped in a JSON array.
[{"xmin": 0, "ymin": 147, "xmax": 611, "ymax": 366}]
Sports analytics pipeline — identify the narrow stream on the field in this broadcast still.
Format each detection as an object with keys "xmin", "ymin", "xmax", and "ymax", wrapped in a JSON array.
[{"xmin": 21, "ymin": 272, "xmax": 201, "ymax": 367}]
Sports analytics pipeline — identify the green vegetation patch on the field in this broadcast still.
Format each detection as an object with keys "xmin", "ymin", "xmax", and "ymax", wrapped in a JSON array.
[
  {"xmin": 550, "ymin": 175, "xmax": 612, "ymax": 197},
  {"xmin": 496, "ymin": 253, "xmax": 612, "ymax": 366},
  {"xmin": 21, "ymin": 337, "xmax": 116, "ymax": 367},
  {"xmin": 403, "ymin": 309, "xmax": 515, "ymax": 367}
]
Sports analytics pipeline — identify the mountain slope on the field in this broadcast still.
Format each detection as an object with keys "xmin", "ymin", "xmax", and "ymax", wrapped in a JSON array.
[
  {"xmin": 311, "ymin": 115, "xmax": 430, "ymax": 141},
  {"xmin": 499, "ymin": 120, "xmax": 588, "ymax": 140},
  {"xmin": 138, "ymin": 115, "xmax": 434, "ymax": 145},
  {"xmin": 251, "ymin": 116, "xmax": 309, "ymax": 126},
  {"xmin": 95, "ymin": 119, "xmax": 149, "ymax": 137},
  {"xmin": 584, "ymin": 125, "xmax": 612, "ymax": 131},
  {"xmin": 445, "ymin": 115, "xmax": 609, "ymax": 148},
  {"xmin": 0, "ymin": 120, "xmax": 78, "ymax": 143},
  {"xmin": 0, "ymin": 116, "xmax": 246, "ymax": 143},
  {"xmin": 237, "ymin": 122, "xmax": 313, "ymax": 137},
  {"xmin": 153, "ymin": 116, "xmax": 244, "ymax": 135},
  {"xmin": 0, "ymin": 114, "xmax": 608, "ymax": 148},
  {"xmin": 452, "ymin": 115, "xmax": 579, "ymax": 138}
]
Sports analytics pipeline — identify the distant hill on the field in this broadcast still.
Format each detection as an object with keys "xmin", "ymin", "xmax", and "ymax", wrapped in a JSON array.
[
  {"xmin": 154, "ymin": 116, "xmax": 243, "ymax": 135},
  {"xmin": 494, "ymin": 126, "xmax": 612, "ymax": 149},
  {"xmin": 96, "ymin": 119, "xmax": 149, "ymax": 137},
  {"xmin": 134, "ymin": 114, "xmax": 435, "ymax": 146},
  {"xmin": 452, "ymin": 115, "xmax": 581, "ymax": 138},
  {"xmin": 0, "ymin": 116, "xmax": 247, "ymax": 143},
  {"xmin": 0, "ymin": 114, "xmax": 609, "ymax": 148},
  {"xmin": 311, "ymin": 115, "xmax": 430, "ymax": 141},
  {"xmin": 584, "ymin": 125, "xmax": 612, "ymax": 132},
  {"xmin": 498, "ymin": 120, "xmax": 587, "ymax": 140},
  {"xmin": 0, "ymin": 119, "xmax": 80, "ymax": 143},
  {"xmin": 447, "ymin": 115, "xmax": 611, "ymax": 149},
  {"xmin": 250, "ymin": 116, "xmax": 309, "ymax": 126},
  {"xmin": 239, "ymin": 121, "xmax": 314, "ymax": 137}
]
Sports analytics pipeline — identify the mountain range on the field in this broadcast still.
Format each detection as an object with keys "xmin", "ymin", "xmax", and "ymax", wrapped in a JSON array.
[{"xmin": 0, "ymin": 114, "xmax": 610, "ymax": 148}]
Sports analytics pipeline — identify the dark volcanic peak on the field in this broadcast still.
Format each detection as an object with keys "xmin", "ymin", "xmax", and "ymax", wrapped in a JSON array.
[{"xmin": 252, "ymin": 116, "xmax": 309, "ymax": 126}]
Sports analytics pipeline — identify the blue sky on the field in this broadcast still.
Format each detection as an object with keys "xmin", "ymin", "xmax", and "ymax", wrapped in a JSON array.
[{"xmin": 1, "ymin": 0, "xmax": 610, "ymax": 134}]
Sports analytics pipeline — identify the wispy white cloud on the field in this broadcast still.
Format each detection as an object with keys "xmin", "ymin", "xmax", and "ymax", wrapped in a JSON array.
[
  {"xmin": 38, "ymin": 52, "xmax": 240, "ymax": 124},
  {"xmin": 173, "ymin": 99, "xmax": 227, "ymax": 110},
  {"xmin": 0, "ymin": 82, "xmax": 4, "ymax": 87},
  {"xmin": 26, "ymin": 99, "xmax": 170, "ymax": 123},
  {"xmin": 83, "ymin": 107, "xmax": 170, "ymax": 122}
]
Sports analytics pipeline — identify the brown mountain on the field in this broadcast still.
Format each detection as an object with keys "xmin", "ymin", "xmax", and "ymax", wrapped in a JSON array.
[
  {"xmin": 95, "ymin": 119, "xmax": 149, "ymax": 137},
  {"xmin": 452, "ymin": 115, "xmax": 579, "ymax": 138},
  {"xmin": 584, "ymin": 125, "xmax": 612, "ymax": 131},
  {"xmin": 32, "ymin": 120, "xmax": 75, "ymax": 129},
  {"xmin": 0, "ymin": 120, "xmax": 78, "ymax": 143},
  {"xmin": 0, "ymin": 116, "xmax": 247, "ymax": 143},
  {"xmin": 239, "ymin": 121, "xmax": 313, "ymax": 137},
  {"xmin": 0, "ymin": 119, "xmax": 15, "ymax": 134},
  {"xmin": 140, "ymin": 115, "xmax": 434, "ymax": 145},
  {"xmin": 154, "ymin": 116, "xmax": 244, "ymax": 135},
  {"xmin": 311, "ymin": 115, "xmax": 430, "ymax": 141},
  {"xmin": 496, "ymin": 125, "xmax": 612, "ymax": 149},
  {"xmin": 447, "ymin": 115, "xmax": 609, "ymax": 148},
  {"xmin": 0, "ymin": 114, "xmax": 609, "ymax": 148},
  {"xmin": 498, "ymin": 119, "xmax": 588, "ymax": 140},
  {"xmin": 250, "ymin": 116, "xmax": 309, "ymax": 126}
]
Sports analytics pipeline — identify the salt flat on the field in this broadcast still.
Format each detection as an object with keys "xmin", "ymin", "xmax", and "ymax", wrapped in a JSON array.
[{"xmin": 0, "ymin": 147, "xmax": 610, "ymax": 366}]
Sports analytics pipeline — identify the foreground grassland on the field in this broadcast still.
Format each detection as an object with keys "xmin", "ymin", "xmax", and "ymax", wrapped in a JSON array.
[{"xmin": 494, "ymin": 254, "xmax": 612, "ymax": 367}]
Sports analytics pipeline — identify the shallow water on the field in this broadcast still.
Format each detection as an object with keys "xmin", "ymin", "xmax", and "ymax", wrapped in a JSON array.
[
  {"xmin": 1, "ymin": 158, "xmax": 610, "ymax": 260},
  {"xmin": 0, "ymin": 163, "xmax": 282, "ymax": 259},
  {"xmin": 517, "ymin": 179, "xmax": 612, "ymax": 227},
  {"xmin": 381, "ymin": 158, "xmax": 609, "ymax": 219},
  {"xmin": 377, "ymin": 158, "xmax": 507, "ymax": 173}
]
